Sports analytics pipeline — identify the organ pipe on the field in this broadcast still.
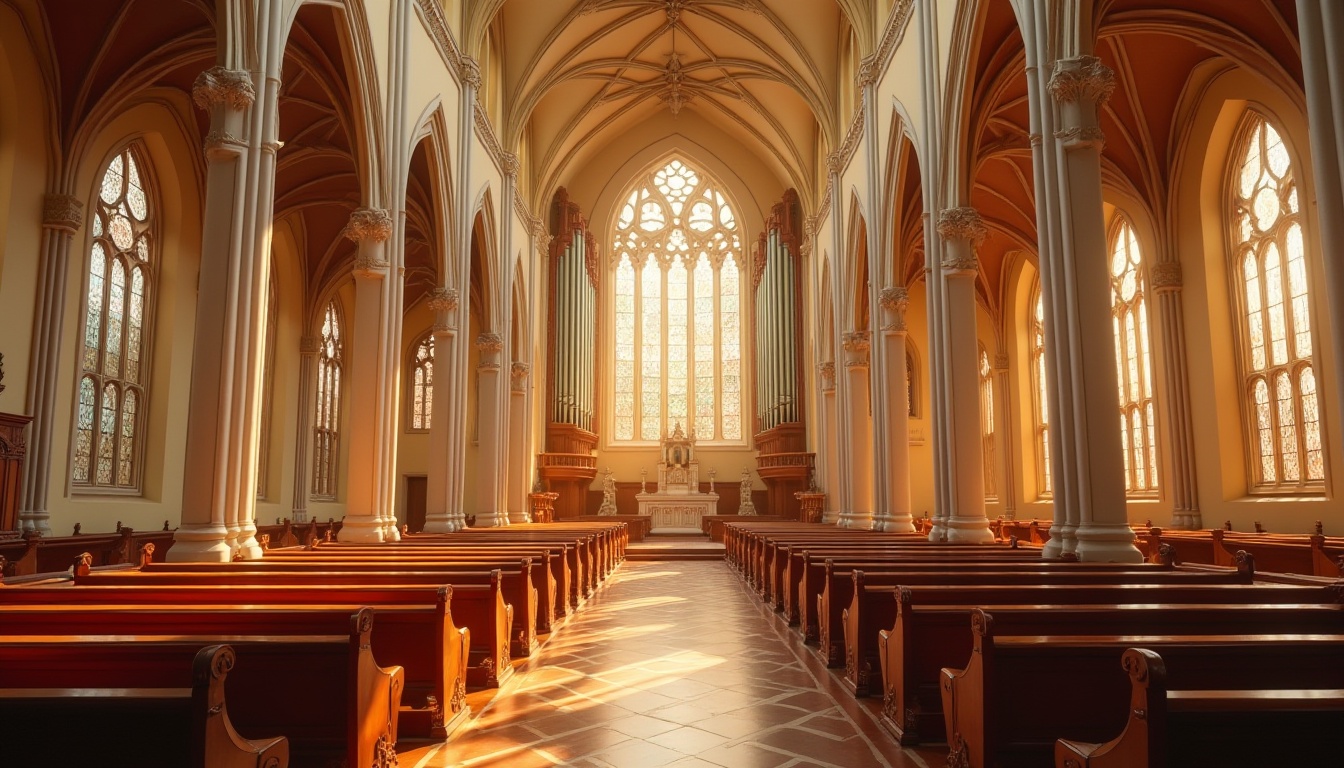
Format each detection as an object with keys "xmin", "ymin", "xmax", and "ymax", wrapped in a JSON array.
[
  {"xmin": 548, "ymin": 188, "xmax": 598, "ymax": 433},
  {"xmin": 754, "ymin": 190, "xmax": 803, "ymax": 434}
]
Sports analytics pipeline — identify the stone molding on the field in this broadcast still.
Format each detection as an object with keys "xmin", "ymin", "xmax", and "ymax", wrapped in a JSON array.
[
  {"xmin": 458, "ymin": 56, "xmax": 482, "ymax": 90},
  {"xmin": 994, "ymin": 351, "xmax": 1010, "ymax": 371},
  {"xmin": 344, "ymin": 208, "xmax": 394, "ymax": 243},
  {"xmin": 42, "ymin": 194, "xmax": 83, "ymax": 231},
  {"xmin": 192, "ymin": 67, "xmax": 255, "ymax": 111},
  {"xmin": 879, "ymin": 286, "xmax": 909, "ymax": 331},
  {"xmin": 501, "ymin": 152, "xmax": 520, "ymax": 179},
  {"xmin": 1150, "ymin": 261, "xmax": 1183, "ymax": 291},
  {"xmin": 511, "ymin": 361, "xmax": 530, "ymax": 392},
  {"xmin": 1048, "ymin": 56, "xmax": 1116, "ymax": 106},
  {"xmin": 299, "ymin": 335, "xmax": 321, "ymax": 356}
]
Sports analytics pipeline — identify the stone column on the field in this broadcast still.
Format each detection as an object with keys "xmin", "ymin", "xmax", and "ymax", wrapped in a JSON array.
[
  {"xmin": 473, "ymin": 332, "xmax": 507, "ymax": 527},
  {"xmin": 1150, "ymin": 263, "xmax": 1200, "ymax": 529},
  {"xmin": 837, "ymin": 332, "xmax": 873, "ymax": 529},
  {"xmin": 339, "ymin": 208, "xmax": 394, "ymax": 543},
  {"xmin": 936, "ymin": 209, "xmax": 994, "ymax": 543},
  {"xmin": 1048, "ymin": 57, "xmax": 1142, "ymax": 561},
  {"xmin": 992, "ymin": 351, "xmax": 1017, "ymax": 519},
  {"xmin": 872, "ymin": 287, "xmax": 915, "ymax": 532},
  {"xmin": 423, "ymin": 288, "xmax": 463, "ymax": 532},
  {"xmin": 819, "ymin": 362, "xmax": 840, "ymax": 524},
  {"xmin": 171, "ymin": 66, "xmax": 260, "ymax": 562},
  {"xmin": 507, "ymin": 361, "xmax": 531, "ymax": 523},
  {"xmin": 18, "ymin": 195, "xmax": 84, "ymax": 533},
  {"xmin": 289, "ymin": 334, "xmax": 319, "ymax": 524}
]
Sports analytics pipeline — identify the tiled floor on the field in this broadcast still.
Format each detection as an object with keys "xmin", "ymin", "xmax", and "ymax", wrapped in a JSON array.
[{"xmin": 408, "ymin": 561, "xmax": 933, "ymax": 768}]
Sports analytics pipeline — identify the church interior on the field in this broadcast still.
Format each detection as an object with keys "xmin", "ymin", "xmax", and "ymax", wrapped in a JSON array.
[{"xmin": 2, "ymin": 1, "xmax": 1344, "ymax": 766}]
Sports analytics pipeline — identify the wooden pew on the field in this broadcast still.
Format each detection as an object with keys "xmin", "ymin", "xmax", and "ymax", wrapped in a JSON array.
[
  {"xmin": 0, "ymin": 609, "xmax": 403, "ymax": 768},
  {"xmin": 0, "ymin": 643, "xmax": 289, "ymax": 768},
  {"xmin": 939, "ymin": 609, "xmax": 1344, "ymax": 768},
  {"xmin": 0, "ymin": 526, "xmax": 174, "ymax": 578},
  {"xmin": 874, "ymin": 581, "xmax": 1344, "ymax": 745},
  {"xmin": 402, "ymin": 531, "xmax": 601, "ymax": 602},
  {"xmin": 59, "ymin": 565, "xmax": 511, "ymax": 692}
]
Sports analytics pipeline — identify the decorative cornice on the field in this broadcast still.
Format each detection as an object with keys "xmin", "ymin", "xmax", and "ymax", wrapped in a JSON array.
[
  {"xmin": 344, "ymin": 208, "xmax": 393, "ymax": 243},
  {"xmin": 458, "ymin": 56, "xmax": 482, "ymax": 91},
  {"xmin": 827, "ymin": 105, "xmax": 865, "ymax": 177},
  {"xmin": 511, "ymin": 361, "xmax": 530, "ymax": 392},
  {"xmin": 937, "ymin": 207, "xmax": 987, "ymax": 246},
  {"xmin": 871, "ymin": 1, "xmax": 916, "ymax": 79},
  {"xmin": 1150, "ymin": 261, "xmax": 1183, "ymax": 291},
  {"xmin": 191, "ymin": 67, "xmax": 255, "ymax": 112},
  {"xmin": 427, "ymin": 286, "xmax": 459, "ymax": 314},
  {"xmin": 1048, "ymin": 56, "xmax": 1116, "ymax": 106},
  {"xmin": 299, "ymin": 335, "xmax": 321, "ymax": 356},
  {"xmin": 474, "ymin": 102, "xmax": 509, "ymax": 175},
  {"xmin": 42, "ymin": 194, "xmax": 83, "ymax": 231},
  {"xmin": 879, "ymin": 286, "xmax": 909, "ymax": 331},
  {"xmin": 535, "ymin": 233, "xmax": 553, "ymax": 259},
  {"xmin": 514, "ymin": 187, "xmax": 543, "ymax": 237},
  {"xmin": 416, "ymin": 0, "xmax": 465, "ymax": 79}
]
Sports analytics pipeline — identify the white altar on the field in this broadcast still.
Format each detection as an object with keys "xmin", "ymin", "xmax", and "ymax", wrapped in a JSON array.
[{"xmin": 636, "ymin": 422, "xmax": 719, "ymax": 532}]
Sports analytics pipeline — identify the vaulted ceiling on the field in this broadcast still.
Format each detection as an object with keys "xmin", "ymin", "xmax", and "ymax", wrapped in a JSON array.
[{"xmin": 484, "ymin": 0, "xmax": 850, "ymax": 213}]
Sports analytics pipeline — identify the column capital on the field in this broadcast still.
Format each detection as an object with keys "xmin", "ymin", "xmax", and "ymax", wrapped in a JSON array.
[
  {"xmin": 427, "ymin": 286, "xmax": 459, "ymax": 314},
  {"xmin": 42, "ymin": 194, "xmax": 83, "ymax": 232},
  {"xmin": 458, "ymin": 56, "xmax": 482, "ymax": 90},
  {"xmin": 1048, "ymin": 56, "xmax": 1116, "ymax": 106},
  {"xmin": 299, "ymin": 335, "xmax": 321, "ymax": 356},
  {"xmin": 477, "ymin": 331, "xmax": 504, "ymax": 372},
  {"xmin": 535, "ymin": 233, "xmax": 553, "ymax": 259},
  {"xmin": 826, "ymin": 150, "xmax": 844, "ymax": 177},
  {"xmin": 191, "ymin": 67, "xmax": 255, "ymax": 111},
  {"xmin": 842, "ymin": 331, "xmax": 871, "ymax": 369},
  {"xmin": 511, "ymin": 361, "xmax": 531, "ymax": 392},
  {"xmin": 856, "ymin": 54, "xmax": 880, "ymax": 88},
  {"xmin": 879, "ymin": 286, "xmax": 909, "ymax": 331},
  {"xmin": 937, "ymin": 207, "xmax": 987, "ymax": 245},
  {"xmin": 818, "ymin": 361, "xmax": 836, "ymax": 392},
  {"xmin": 343, "ymin": 207, "xmax": 394, "ymax": 243},
  {"xmin": 994, "ymin": 351, "xmax": 1010, "ymax": 371},
  {"xmin": 1150, "ymin": 261, "xmax": 1183, "ymax": 292},
  {"xmin": 501, "ymin": 152, "xmax": 520, "ymax": 178}
]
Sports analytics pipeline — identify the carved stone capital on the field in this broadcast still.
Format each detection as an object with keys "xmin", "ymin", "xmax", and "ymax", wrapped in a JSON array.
[
  {"xmin": 843, "ymin": 331, "xmax": 871, "ymax": 369},
  {"xmin": 1150, "ymin": 261, "xmax": 1183, "ymax": 291},
  {"xmin": 476, "ymin": 332, "xmax": 504, "ymax": 354},
  {"xmin": 994, "ymin": 351, "xmax": 1010, "ymax": 371},
  {"xmin": 352, "ymin": 254, "xmax": 391, "ymax": 277},
  {"xmin": 856, "ymin": 55, "xmax": 880, "ymax": 88},
  {"xmin": 42, "ymin": 194, "xmax": 83, "ymax": 231},
  {"xmin": 937, "ymin": 207, "xmax": 987, "ymax": 246},
  {"xmin": 299, "ymin": 335, "xmax": 321, "ymax": 356},
  {"xmin": 191, "ymin": 67, "xmax": 255, "ymax": 112},
  {"xmin": 501, "ymin": 152, "xmax": 520, "ymax": 178},
  {"xmin": 941, "ymin": 253, "xmax": 979, "ymax": 273},
  {"xmin": 1054, "ymin": 126, "xmax": 1106, "ymax": 146},
  {"xmin": 1048, "ymin": 56, "xmax": 1116, "ymax": 106},
  {"xmin": 344, "ymin": 207, "xmax": 393, "ymax": 243},
  {"xmin": 879, "ymin": 286, "xmax": 909, "ymax": 331},
  {"xmin": 535, "ymin": 233, "xmax": 553, "ymax": 259},
  {"xmin": 203, "ymin": 131, "xmax": 246, "ymax": 156},
  {"xmin": 458, "ymin": 56, "xmax": 482, "ymax": 90},
  {"xmin": 826, "ymin": 151, "xmax": 845, "ymax": 177},
  {"xmin": 427, "ymin": 286, "xmax": 460, "ymax": 314},
  {"xmin": 511, "ymin": 361, "xmax": 530, "ymax": 392},
  {"xmin": 819, "ymin": 362, "xmax": 836, "ymax": 392}
]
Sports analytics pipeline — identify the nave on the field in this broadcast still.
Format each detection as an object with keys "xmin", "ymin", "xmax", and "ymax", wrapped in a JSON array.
[{"xmin": 418, "ymin": 557, "xmax": 921, "ymax": 768}]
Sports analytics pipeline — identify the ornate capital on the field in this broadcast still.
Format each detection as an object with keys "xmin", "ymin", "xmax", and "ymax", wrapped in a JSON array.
[
  {"xmin": 427, "ymin": 286, "xmax": 459, "ymax": 314},
  {"xmin": 344, "ymin": 208, "xmax": 393, "ymax": 243},
  {"xmin": 458, "ymin": 56, "xmax": 482, "ymax": 90},
  {"xmin": 994, "ymin": 351, "xmax": 1010, "ymax": 371},
  {"xmin": 856, "ymin": 55, "xmax": 880, "ymax": 88},
  {"xmin": 511, "ymin": 361, "xmax": 530, "ymax": 392},
  {"xmin": 203, "ymin": 131, "xmax": 246, "ymax": 156},
  {"xmin": 476, "ymin": 332, "xmax": 504, "ymax": 354},
  {"xmin": 826, "ymin": 151, "xmax": 845, "ymax": 177},
  {"xmin": 1054, "ymin": 126, "xmax": 1106, "ymax": 145},
  {"xmin": 1048, "ymin": 56, "xmax": 1116, "ymax": 106},
  {"xmin": 879, "ymin": 286, "xmax": 909, "ymax": 331},
  {"xmin": 501, "ymin": 152, "xmax": 520, "ymax": 178},
  {"xmin": 42, "ymin": 194, "xmax": 83, "ymax": 231},
  {"xmin": 819, "ymin": 361, "xmax": 836, "ymax": 392},
  {"xmin": 1150, "ymin": 261, "xmax": 1183, "ymax": 291},
  {"xmin": 191, "ymin": 67, "xmax": 255, "ymax": 112},
  {"xmin": 842, "ymin": 331, "xmax": 871, "ymax": 369},
  {"xmin": 352, "ymin": 254, "xmax": 390, "ymax": 276},
  {"xmin": 535, "ymin": 233, "xmax": 553, "ymax": 259},
  {"xmin": 937, "ymin": 207, "xmax": 987, "ymax": 246},
  {"xmin": 299, "ymin": 335, "xmax": 321, "ymax": 356}
]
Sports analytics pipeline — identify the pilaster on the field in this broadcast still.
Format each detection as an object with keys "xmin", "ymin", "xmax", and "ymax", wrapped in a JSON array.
[
  {"xmin": 289, "ymin": 334, "xmax": 320, "ymax": 524},
  {"xmin": 872, "ymin": 287, "xmax": 915, "ymax": 532},
  {"xmin": 424, "ymin": 287, "xmax": 464, "ymax": 532},
  {"xmin": 473, "ymin": 331, "xmax": 507, "ymax": 527},
  {"xmin": 507, "ymin": 361, "xmax": 531, "ymax": 523},
  {"xmin": 837, "ymin": 331, "xmax": 873, "ymax": 530},
  {"xmin": 818, "ymin": 362, "xmax": 840, "ymax": 525},
  {"xmin": 1149, "ymin": 263, "xmax": 1201, "ymax": 529}
]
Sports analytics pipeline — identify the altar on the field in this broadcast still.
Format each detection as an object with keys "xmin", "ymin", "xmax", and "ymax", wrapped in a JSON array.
[{"xmin": 636, "ymin": 422, "xmax": 718, "ymax": 532}]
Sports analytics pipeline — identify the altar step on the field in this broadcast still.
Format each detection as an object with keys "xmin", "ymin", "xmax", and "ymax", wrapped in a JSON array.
[{"xmin": 625, "ymin": 536, "xmax": 725, "ymax": 561}]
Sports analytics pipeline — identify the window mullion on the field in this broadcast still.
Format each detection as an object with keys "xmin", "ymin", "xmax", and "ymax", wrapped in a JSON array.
[{"xmin": 661, "ymin": 260, "xmax": 669, "ymax": 436}]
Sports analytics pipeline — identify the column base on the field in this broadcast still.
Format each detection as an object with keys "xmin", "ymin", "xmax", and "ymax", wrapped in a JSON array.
[
  {"xmin": 928, "ymin": 522, "xmax": 947, "ymax": 542},
  {"xmin": 836, "ymin": 510, "xmax": 874, "ymax": 530},
  {"xmin": 338, "ymin": 517, "xmax": 387, "ymax": 543},
  {"xmin": 871, "ymin": 512, "xmax": 916, "ymax": 533},
  {"xmin": 508, "ymin": 510, "xmax": 531, "ymax": 524},
  {"xmin": 17, "ymin": 511, "xmax": 53, "ymax": 535},
  {"xmin": 291, "ymin": 509, "xmax": 309, "ymax": 524},
  {"xmin": 471, "ymin": 511, "xmax": 509, "ymax": 528},
  {"xmin": 167, "ymin": 524, "xmax": 234, "ymax": 562},
  {"xmin": 422, "ymin": 513, "xmax": 466, "ymax": 533},
  {"xmin": 821, "ymin": 509, "xmax": 840, "ymax": 525},
  {"xmin": 1041, "ymin": 522, "xmax": 1077, "ymax": 558},
  {"xmin": 943, "ymin": 516, "xmax": 996, "ymax": 544},
  {"xmin": 1169, "ymin": 511, "xmax": 1201, "ymax": 530},
  {"xmin": 1073, "ymin": 523, "xmax": 1143, "ymax": 563},
  {"xmin": 381, "ymin": 522, "xmax": 402, "ymax": 542}
]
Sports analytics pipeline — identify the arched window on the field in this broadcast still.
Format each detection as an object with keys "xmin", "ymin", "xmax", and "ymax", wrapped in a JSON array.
[
  {"xmin": 1109, "ymin": 216, "xmax": 1158, "ymax": 495},
  {"xmin": 979, "ymin": 344, "xmax": 996, "ymax": 500},
  {"xmin": 1030, "ymin": 284, "xmax": 1052, "ymax": 497},
  {"xmin": 312, "ymin": 301, "xmax": 343, "ymax": 500},
  {"xmin": 409, "ymin": 334, "xmax": 434, "ymax": 430},
  {"xmin": 611, "ymin": 159, "xmax": 744, "ymax": 442},
  {"xmin": 1229, "ymin": 114, "xmax": 1323, "ymax": 491},
  {"xmin": 73, "ymin": 145, "xmax": 154, "ymax": 490}
]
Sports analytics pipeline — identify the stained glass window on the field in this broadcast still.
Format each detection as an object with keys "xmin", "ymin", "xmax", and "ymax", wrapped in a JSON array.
[
  {"xmin": 1031, "ymin": 284, "xmax": 1052, "ymax": 497},
  {"xmin": 979, "ymin": 345, "xmax": 996, "ymax": 501},
  {"xmin": 410, "ymin": 334, "xmax": 435, "ymax": 430},
  {"xmin": 611, "ymin": 159, "xmax": 745, "ymax": 441},
  {"xmin": 73, "ymin": 146, "xmax": 153, "ymax": 490},
  {"xmin": 1108, "ymin": 216, "xmax": 1159, "ymax": 495},
  {"xmin": 1229, "ymin": 113, "xmax": 1324, "ymax": 490},
  {"xmin": 312, "ymin": 301, "xmax": 343, "ymax": 499}
]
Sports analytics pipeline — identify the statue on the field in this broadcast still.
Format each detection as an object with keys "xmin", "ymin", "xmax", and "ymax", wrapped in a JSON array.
[
  {"xmin": 738, "ymin": 469, "xmax": 757, "ymax": 515},
  {"xmin": 597, "ymin": 467, "xmax": 618, "ymax": 516}
]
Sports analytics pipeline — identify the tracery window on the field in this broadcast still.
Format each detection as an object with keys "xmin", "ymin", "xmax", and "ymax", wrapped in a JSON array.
[
  {"xmin": 73, "ymin": 146, "xmax": 154, "ymax": 490},
  {"xmin": 410, "ymin": 334, "xmax": 434, "ymax": 430},
  {"xmin": 611, "ymin": 159, "xmax": 744, "ymax": 442},
  {"xmin": 1229, "ymin": 114, "xmax": 1324, "ymax": 490},
  {"xmin": 1030, "ymin": 284, "xmax": 1052, "ymax": 497},
  {"xmin": 312, "ymin": 301, "xmax": 343, "ymax": 499},
  {"xmin": 1109, "ymin": 216, "xmax": 1159, "ymax": 495},
  {"xmin": 979, "ymin": 344, "xmax": 996, "ymax": 500}
]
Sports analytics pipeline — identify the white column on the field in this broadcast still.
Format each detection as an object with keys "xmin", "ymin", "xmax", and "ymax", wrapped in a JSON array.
[
  {"xmin": 992, "ymin": 351, "xmax": 1017, "ymax": 519},
  {"xmin": 288, "ymin": 335, "xmax": 319, "ymax": 524},
  {"xmin": 936, "ymin": 209, "xmax": 994, "ymax": 543},
  {"xmin": 423, "ymin": 287, "xmax": 463, "ymax": 532},
  {"xmin": 1150, "ymin": 263, "xmax": 1200, "ymax": 529},
  {"xmin": 837, "ymin": 331, "xmax": 873, "ymax": 529},
  {"xmin": 872, "ymin": 288, "xmax": 915, "ymax": 532},
  {"xmin": 19, "ymin": 195, "xmax": 84, "ymax": 534},
  {"xmin": 1048, "ymin": 57, "xmax": 1142, "ymax": 562},
  {"xmin": 507, "ymin": 361, "xmax": 531, "ymax": 523},
  {"xmin": 473, "ymin": 332, "xmax": 507, "ymax": 526},
  {"xmin": 171, "ymin": 67, "xmax": 262, "ymax": 562},
  {"xmin": 339, "ymin": 208, "xmax": 394, "ymax": 543},
  {"xmin": 819, "ymin": 362, "xmax": 840, "ymax": 524}
]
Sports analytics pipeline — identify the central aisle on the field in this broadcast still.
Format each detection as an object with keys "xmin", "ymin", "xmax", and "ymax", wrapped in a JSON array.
[{"xmin": 415, "ymin": 560, "xmax": 930, "ymax": 768}]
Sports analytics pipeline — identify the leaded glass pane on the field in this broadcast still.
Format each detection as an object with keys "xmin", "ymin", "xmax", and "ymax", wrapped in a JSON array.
[
  {"xmin": 1032, "ymin": 288, "xmax": 1051, "ymax": 495},
  {"xmin": 98, "ymin": 383, "xmax": 117, "ymax": 485},
  {"xmin": 85, "ymin": 244, "xmax": 105, "ymax": 372},
  {"xmin": 74, "ymin": 377, "xmax": 96, "ymax": 484},
  {"xmin": 1301, "ymin": 366, "xmax": 1324, "ymax": 481},
  {"xmin": 1255, "ymin": 378, "xmax": 1275, "ymax": 483},
  {"xmin": 118, "ymin": 390, "xmax": 137, "ymax": 486},
  {"xmin": 105, "ymin": 262, "xmax": 125, "ymax": 378},
  {"xmin": 126, "ymin": 267, "xmax": 144, "ymax": 385},
  {"xmin": 1276, "ymin": 371, "xmax": 1298, "ymax": 482}
]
